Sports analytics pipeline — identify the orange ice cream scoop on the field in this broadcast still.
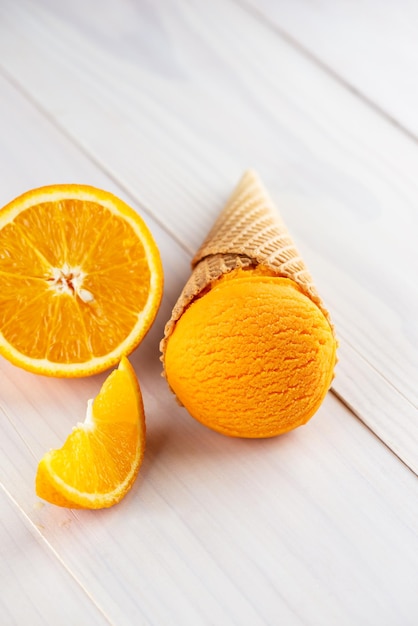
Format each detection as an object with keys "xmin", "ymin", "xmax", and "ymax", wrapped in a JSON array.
[
  {"xmin": 161, "ymin": 170, "xmax": 337, "ymax": 438},
  {"xmin": 164, "ymin": 269, "xmax": 336, "ymax": 438}
]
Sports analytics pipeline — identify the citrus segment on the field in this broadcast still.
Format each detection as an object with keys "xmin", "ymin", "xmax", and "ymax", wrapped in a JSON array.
[
  {"xmin": 35, "ymin": 357, "xmax": 145, "ymax": 509},
  {"xmin": 0, "ymin": 185, "xmax": 163, "ymax": 376}
]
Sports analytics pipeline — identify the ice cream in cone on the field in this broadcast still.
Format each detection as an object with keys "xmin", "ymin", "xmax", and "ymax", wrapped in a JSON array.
[{"xmin": 161, "ymin": 171, "xmax": 337, "ymax": 438}]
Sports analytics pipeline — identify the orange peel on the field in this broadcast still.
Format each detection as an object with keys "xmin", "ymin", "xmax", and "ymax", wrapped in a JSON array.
[
  {"xmin": 0, "ymin": 184, "xmax": 163, "ymax": 377},
  {"xmin": 36, "ymin": 357, "xmax": 145, "ymax": 509}
]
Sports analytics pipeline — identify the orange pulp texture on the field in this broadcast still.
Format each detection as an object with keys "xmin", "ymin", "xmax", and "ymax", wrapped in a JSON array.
[
  {"xmin": 36, "ymin": 357, "xmax": 145, "ymax": 509},
  {"xmin": 164, "ymin": 268, "xmax": 337, "ymax": 438},
  {"xmin": 0, "ymin": 185, "xmax": 163, "ymax": 377}
]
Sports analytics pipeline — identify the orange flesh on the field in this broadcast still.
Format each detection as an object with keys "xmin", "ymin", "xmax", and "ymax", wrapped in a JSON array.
[
  {"xmin": 165, "ymin": 270, "xmax": 337, "ymax": 438},
  {"xmin": 35, "ymin": 357, "xmax": 145, "ymax": 509},
  {"xmin": 0, "ymin": 195, "xmax": 157, "ymax": 372}
]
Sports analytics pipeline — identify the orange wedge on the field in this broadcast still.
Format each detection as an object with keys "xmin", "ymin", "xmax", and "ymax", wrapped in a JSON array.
[
  {"xmin": 0, "ymin": 184, "xmax": 163, "ymax": 376},
  {"xmin": 36, "ymin": 357, "xmax": 145, "ymax": 509}
]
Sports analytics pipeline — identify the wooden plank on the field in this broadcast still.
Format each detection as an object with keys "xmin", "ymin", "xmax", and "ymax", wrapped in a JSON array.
[
  {"xmin": 243, "ymin": 0, "xmax": 418, "ymax": 138},
  {"xmin": 0, "ymin": 0, "xmax": 416, "ymax": 468},
  {"xmin": 0, "ymin": 75, "xmax": 418, "ymax": 624},
  {"xmin": 0, "ymin": 488, "xmax": 110, "ymax": 626},
  {"xmin": 3, "ymin": 369, "xmax": 418, "ymax": 625},
  {"xmin": 296, "ymin": 239, "xmax": 418, "ymax": 474}
]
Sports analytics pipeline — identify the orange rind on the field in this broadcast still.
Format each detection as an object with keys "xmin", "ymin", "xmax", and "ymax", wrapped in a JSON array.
[
  {"xmin": 0, "ymin": 184, "xmax": 163, "ymax": 377},
  {"xmin": 36, "ymin": 357, "xmax": 145, "ymax": 509}
]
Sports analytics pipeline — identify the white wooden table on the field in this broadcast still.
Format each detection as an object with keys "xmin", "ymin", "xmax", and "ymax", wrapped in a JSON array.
[{"xmin": 1, "ymin": 2, "xmax": 418, "ymax": 624}]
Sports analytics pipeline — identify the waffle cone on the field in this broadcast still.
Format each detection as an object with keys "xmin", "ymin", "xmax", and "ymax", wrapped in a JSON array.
[{"xmin": 161, "ymin": 170, "xmax": 333, "ymax": 357}]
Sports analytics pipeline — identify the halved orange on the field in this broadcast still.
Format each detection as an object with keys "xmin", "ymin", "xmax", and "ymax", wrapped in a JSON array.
[
  {"xmin": 36, "ymin": 357, "xmax": 145, "ymax": 509},
  {"xmin": 0, "ymin": 184, "xmax": 163, "ymax": 376}
]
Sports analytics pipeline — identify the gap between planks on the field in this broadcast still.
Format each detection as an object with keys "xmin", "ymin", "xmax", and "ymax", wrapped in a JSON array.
[
  {"xmin": 237, "ymin": 0, "xmax": 418, "ymax": 147},
  {"xmin": 0, "ymin": 61, "xmax": 414, "ymax": 478},
  {"xmin": 0, "ymin": 7, "xmax": 415, "ymax": 475},
  {"xmin": 0, "ymin": 481, "xmax": 116, "ymax": 626},
  {"xmin": 0, "ymin": 64, "xmax": 193, "ymax": 260},
  {"xmin": 331, "ymin": 388, "xmax": 417, "ymax": 478}
]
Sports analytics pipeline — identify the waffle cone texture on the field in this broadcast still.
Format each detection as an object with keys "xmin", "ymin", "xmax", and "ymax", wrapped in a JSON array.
[{"xmin": 161, "ymin": 169, "xmax": 333, "ymax": 357}]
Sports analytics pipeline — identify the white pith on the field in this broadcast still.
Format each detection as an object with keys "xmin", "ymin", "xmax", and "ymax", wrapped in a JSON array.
[
  {"xmin": 0, "ymin": 186, "xmax": 163, "ymax": 375},
  {"xmin": 47, "ymin": 263, "xmax": 94, "ymax": 303},
  {"xmin": 44, "ymin": 442, "xmax": 142, "ymax": 505},
  {"xmin": 48, "ymin": 392, "xmax": 142, "ymax": 505}
]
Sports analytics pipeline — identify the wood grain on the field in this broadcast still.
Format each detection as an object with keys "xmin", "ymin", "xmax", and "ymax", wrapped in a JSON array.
[
  {"xmin": 3, "ymin": 366, "xmax": 418, "ymax": 625},
  {"xmin": 0, "ymin": 72, "xmax": 417, "ymax": 625},
  {"xmin": 244, "ymin": 0, "xmax": 418, "ymax": 138},
  {"xmin": 0, "ymin": 488, "xmax": 110, "ymax": 625},
  {"xmin": 0, "ymin": 0, "xmax": 416, "ymax": 468},
  {"xmin": 1, "ymin": 3, "xmax": 418, "ymax": 624}
]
